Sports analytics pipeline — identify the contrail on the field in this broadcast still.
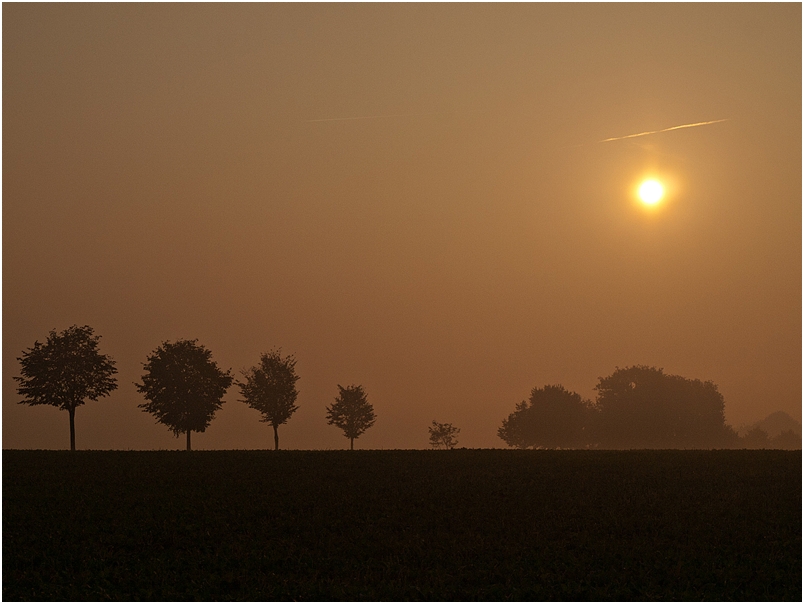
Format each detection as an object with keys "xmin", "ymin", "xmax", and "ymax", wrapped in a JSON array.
[
  {"xmin": 599, "ymin": 119, "xmax": 728, "ymax": 143},
  {"xmin": 305, "ymin": 112, "xmax": 432, "ymax": 123}
]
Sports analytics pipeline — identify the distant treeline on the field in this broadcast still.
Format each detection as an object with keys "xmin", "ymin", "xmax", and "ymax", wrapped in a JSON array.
[
  {"xmin": 498, "ymin": 366, "xmax": 801, "ymax": 450},
  {"xmin": 13, "ymin": 325, "xmax": 802, "ymax": 451}
]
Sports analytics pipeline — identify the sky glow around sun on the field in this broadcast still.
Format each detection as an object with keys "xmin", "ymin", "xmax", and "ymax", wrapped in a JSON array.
[{"xmin": 2, "ymin": 4, "xmax": 800, "ymax": 450}]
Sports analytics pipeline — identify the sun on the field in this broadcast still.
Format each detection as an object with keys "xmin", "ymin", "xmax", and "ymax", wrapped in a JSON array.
[{"xmin": 638, "ymin": 179, "xmax": 665, "ymax": 206}]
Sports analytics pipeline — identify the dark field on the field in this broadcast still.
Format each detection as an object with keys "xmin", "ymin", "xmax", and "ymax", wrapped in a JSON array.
[{"xmin": 3, "ymin": 450, "xmax": 801, "ymax": 601}]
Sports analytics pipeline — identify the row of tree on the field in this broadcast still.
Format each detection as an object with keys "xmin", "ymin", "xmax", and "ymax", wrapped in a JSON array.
[
  {"xmin": 497, "ymin": 366, "xmax": 800, "ymax": 449},
  {"xmin": 15, "ymin": 325, "xmax": 376, "ymax": 450},
  {"xmin": 16, "ymin": 326, "xmax": 799, "ymax": 452}
]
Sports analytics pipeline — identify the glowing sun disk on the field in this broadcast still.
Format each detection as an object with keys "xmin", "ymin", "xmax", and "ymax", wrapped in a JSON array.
[{"xmin": 638, "ymin": 179, "xmax": 664, "ymax": 205}]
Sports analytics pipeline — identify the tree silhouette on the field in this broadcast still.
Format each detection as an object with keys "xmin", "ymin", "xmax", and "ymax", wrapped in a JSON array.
[
  {"xmin": 238, "ymin": 349, "xmax": 300, "ymax": 450},
  {"xmin": 771, "ymin": 429, "xmax": 801, "ymax": 450},
  {"xmin": 136, "ymin": 339, "xmax": 232, "ymax": 450},
  {"xmin": 326, "ymin": 384, "xmax": 376, "ymax": 450},
  {"xmin": 594, "ymin": 365, "xmax": 735, "ymax": 448},
  {"xmin": 428, "ymin": 421, "xmax": 460, "ymax": 449},
  {"xmin": 741, "ymin": 427, "xmax": 771, "ymax": 449},
  {"xmin": 15, "ymin": 325, "xmax": 118, "ymax": 451},
  {"xmin": 498, "ymin": 385, "xmax": 592, "ymax": 449}
]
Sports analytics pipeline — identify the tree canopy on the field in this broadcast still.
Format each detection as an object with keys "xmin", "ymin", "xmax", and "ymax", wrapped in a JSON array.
[
  {"xmin": 136, "ymin": 339, "xmax": 233, "ymax": 450},
  {"xmin": 594, "ymin": 365, "xmax": 735, "ymax": 448},
  {"xmin": 428, "ymin": 421, "xmax": 460, "ymax": 449},
  {"xmin": 771, "ymin": 430, "xmax": 801, "ymax": 450},
  {"xmin": 238, "ymin": 349, "xmax": 300, "ymax": 450},
  {"xmin": 326, "ymin": 384, "xmax": 376, "ymax": 450},
  {"xmin": 15, "ymin": 325, "xmax": 118, "ymax": 450},
  {"xmin": 741, "ymin": 427, "xmax": 771, "ymax": 449},
  {"xmin": 498, "ymin": 384, "xmax": 592, "ymax": 449}
]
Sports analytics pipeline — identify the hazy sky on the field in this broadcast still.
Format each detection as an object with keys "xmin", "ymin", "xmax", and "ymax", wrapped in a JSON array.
[{"xmin": 4, "ymin": 4, "xmax": 801, "ymax": 450}]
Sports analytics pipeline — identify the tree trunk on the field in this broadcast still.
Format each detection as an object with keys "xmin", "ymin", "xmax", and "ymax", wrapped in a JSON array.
[
  {"xmin": 186, "ymin": 430, "xmax": 191, "ymax": 451},
  {"xmin": 69, "ymin": 407, "xmax": 76, "ymax": 451},
  {"xmin": 350, "ymin": 437, "xmax": 354, "ymax": 451},
  {"xmin": 273, "ymin": 424, "xmax": 279, "ymax": 451}
]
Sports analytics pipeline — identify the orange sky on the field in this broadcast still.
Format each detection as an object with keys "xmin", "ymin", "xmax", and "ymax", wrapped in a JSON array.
[{"xmin": 3, "ymin": 4, "xmax": 801, "ymax": 450}]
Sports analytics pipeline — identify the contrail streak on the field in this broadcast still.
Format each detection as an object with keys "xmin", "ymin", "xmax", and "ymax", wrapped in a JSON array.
[
  {"xmin": 305, "ymin": 112, "xmax": 430, "ymax": 123},
  {"xmin": 599, "ymin": 119, "xmax": 728, "ymax": 143}
]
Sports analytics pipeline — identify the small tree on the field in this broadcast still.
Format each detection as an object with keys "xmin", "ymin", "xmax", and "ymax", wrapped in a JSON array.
[
  {"xmin": 326, "ymin": 384, "xmax": 376, "ymax": 450},
  {"xmin": 238, "ymin": 349, "xmax": 300, "ymax": 450},
  {"xmin": 15, "ymin": 325, "xmax": 118, "ymax": 451},
  {"xmin": 429, "ymin": 421, "xmax": 460, "ymax": 449},
  {"xmin": 136, "ymin": 339, "xmax": 233, "ymax": 450}
]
